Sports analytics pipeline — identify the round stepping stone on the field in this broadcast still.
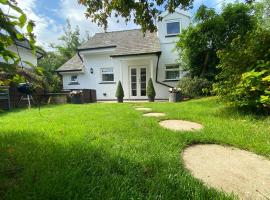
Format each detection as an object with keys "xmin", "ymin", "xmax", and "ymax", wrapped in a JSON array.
[
  {"xmin": 135, "ymin": 108, "xmax": 152, "ymax": 111},
  {"xmin": 143, "ymin": 112, "xmax": 166, "ymax": 117},
  {"xmin": 183, "ymin": 144, "xmax": 270, "ymax": 200},
  {"xmin": 159, "ymin": 120, "xmax": 203, "ymax": 131}
]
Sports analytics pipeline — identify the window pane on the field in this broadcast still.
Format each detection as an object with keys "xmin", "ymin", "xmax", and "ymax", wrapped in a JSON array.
[
  {"xmin": 167, "ymin": 22, "xmax": 180, "ymax": 35},
  {"xmin": 132, "ymin": 90, "xmax": 137, "ymax": 96},
  {"xmin": 166, "ymin": 71, "xmax": 179, "ymax": 80},
  {"xmin": 71, "ymin": 75, "xmax": 77, "ymax": 81},
  {"xmin": 141, "ymin": 90, "xmax": 146, "ymax": 96},
  {"xmin": 102, "ymin": 74, "xmax": 114, "ymax": 82},
  {"xmin": 131, "ymin": 68, "xmax": 136, "ymax": 75},
  {"xmin": 131, "ymin": 76, "xmax": 136, "ymax": 82}
]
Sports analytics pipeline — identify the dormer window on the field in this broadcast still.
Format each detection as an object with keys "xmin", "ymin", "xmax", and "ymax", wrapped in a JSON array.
[{"xmin": 166, "ymin": 21, "xmax": 180, "ymax": 36}]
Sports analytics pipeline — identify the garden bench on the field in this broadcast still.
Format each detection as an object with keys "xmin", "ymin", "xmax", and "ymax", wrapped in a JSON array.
[{"xmin": 0, "ymin": 86, "xmax": 11, "ymax": 110}]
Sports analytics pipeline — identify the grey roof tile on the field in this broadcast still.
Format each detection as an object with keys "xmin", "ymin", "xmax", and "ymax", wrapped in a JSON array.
[
  {"xmin": 79, "ymin": 29, "xmax": 161, "ymax": 56},
  {"xmin": 56, "ymin": 54, "xmax": 83, "ymax": 72},
  {"xmin": 57, "ymin": 29, "xmax": 160, "ymax": 72}
]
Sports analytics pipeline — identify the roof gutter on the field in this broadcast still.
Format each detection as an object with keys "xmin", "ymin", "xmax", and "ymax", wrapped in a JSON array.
[
  {"xmin": 155, "ymin": 52, "xmax": 172, "ymax": 88},
  {"xmin": 110, "ymin": 51, "xmax": 161, "ymax": 58},
  {"xmin": 77, "ymin": 45, "xmax": 117, "ymax": 52},
  {"xmin": 56, "ymin": 69, "xmax": 83, "ymax": 73}
]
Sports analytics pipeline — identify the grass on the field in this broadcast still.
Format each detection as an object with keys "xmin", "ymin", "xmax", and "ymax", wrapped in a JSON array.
[{"xmin": 0, "ymin": 97, "xmax": 269, "ymax": 200}]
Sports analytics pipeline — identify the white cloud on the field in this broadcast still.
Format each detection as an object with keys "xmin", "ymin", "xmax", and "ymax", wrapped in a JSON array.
[
  {"xmin": 58, "ymin": 0, "xmax": 139, "ymax": 38},
  {"xmin": 15, "ymin": 0, "xmax": 62, "ymax": 50},
  {"xmin": 12, "ymin": 0, "xmax": 139, "ymax": 50}
]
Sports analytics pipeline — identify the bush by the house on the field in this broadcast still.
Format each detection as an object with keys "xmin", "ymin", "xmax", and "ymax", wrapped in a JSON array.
[
  {"xmin": 147, "ymin": 78, "xmax": 156, "ymax": 102},
  {"xmin": 177, "ymin": 76, "xmax": 212, "ymax": 98},
  {"xmin": 222, "ymin": 61, "xmax": 270, "ymax": 110},
  {"xmin": 115, "ymin": 81, "xmax": 124, "ymax": 102}
]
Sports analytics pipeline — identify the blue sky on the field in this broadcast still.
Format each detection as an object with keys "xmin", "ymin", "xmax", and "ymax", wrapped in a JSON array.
[{"xmin": 13, "ymin": 0, "xmax": 238, "ymax": 50}]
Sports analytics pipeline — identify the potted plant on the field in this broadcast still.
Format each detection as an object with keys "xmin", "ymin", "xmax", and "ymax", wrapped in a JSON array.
[
  {"xmin": 147, "ymin": 78, "xmax": 156, "ymax": 102},
  {"xmin": 70, "ymin": 90, "xmax": 83, "ymax": 104},
  {"xmin": 169, "ymin": 87, "xmax": 182, "ymax": 102},
  {"xmin": 115, "ymin": 81, "xmax": 124, "ymax": 103}
]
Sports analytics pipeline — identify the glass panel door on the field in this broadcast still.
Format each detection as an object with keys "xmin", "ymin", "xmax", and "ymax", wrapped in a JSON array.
[
  {"xmin": 140, "ymin": 68, "xmax": 146, "ymax": 96},
  {"xmin": 131, "ymin": 68, "xmax": 137, "ymax": 97}
]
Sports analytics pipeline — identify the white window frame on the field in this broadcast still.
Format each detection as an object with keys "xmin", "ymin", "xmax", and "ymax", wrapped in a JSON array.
[
  {"xmin": 165, "ymin": 64, "xmax": 181, "ymax": 81},
  {"xmin": 100, "ymin": 67, "xmax": 114, "ymax": 83},
  {"xmin": 166, "ymin": 20, "xmax": 181, "ymax": 36}
]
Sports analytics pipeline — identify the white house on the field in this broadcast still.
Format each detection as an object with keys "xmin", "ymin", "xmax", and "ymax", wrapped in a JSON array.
[
  {"xmin": 56, "ymin": 10, "xmax": 190, "ymax": 100},
  {"xmin": 5, "ymin": 39, "xmax": 43, "ymax": 68}
]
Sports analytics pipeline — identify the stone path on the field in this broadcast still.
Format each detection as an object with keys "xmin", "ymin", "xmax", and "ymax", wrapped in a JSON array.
[
  {"xmin": 135, "ymin": 108, "xmax": 152, "ymax": 111},
  {"xmin": 143, "ymin": 112, "xmax": 166, "ymax": 117},
  {"xmin": 183, "ymin": 144, "xmax": 270, "ymax": 200},
  {"xmin": 159, "ymin": 120, "xmax": 203, "ymax": 131}
]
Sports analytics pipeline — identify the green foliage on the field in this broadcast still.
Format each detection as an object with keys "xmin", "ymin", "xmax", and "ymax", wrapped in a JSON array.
[
  {"xmin": 78, "ymin": 0, "xmax": 193, "ymax": 33},
  {"xmin": 0, "ymin": 0, "xmax": 36, "ymax": 74},
  {"xmin": 177, "ymin": 76, "xmax": 212, "ymax": 98},
  {"xmin": 220, "ymin": 62, "xmax": 270, "ymax": 110},
  {"xmin": 38, "ymin": 20, "xmax": 84, "ymax": 92},
  {"xmin": 176, "ymin": 3, "xmax": 255, "ymax": 81},
  {"xmin": 115, "ymin": 81, "xmax": 124, "ymax": 98},
  {"xmin": 214, "ymin": 1, "xmax": 270, "ymax": 111},
  {"xmin": 146, "ymin": 78, "xmax": 156, "ymax": 98}
]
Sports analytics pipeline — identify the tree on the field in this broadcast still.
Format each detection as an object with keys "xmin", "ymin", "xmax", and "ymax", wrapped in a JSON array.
[
  {"xmin": 213, "ymin": 1, "xmax": 270, "ymax": 111},
  {"xmin": 147, "ymin": 78, "xmax": 156, "ymax": 102},
  {"xmin": 176, "ymin": 3, "xmax": 255, "ymax": 81},
  {"xmin": 78, "ymin": 0, "xmax": 194, "ymax": 33},
  {"xmin": 39, "ymin": 20, "xmax": 83, "ymax": 71},
  {"xmin": 0, "ymin": 0, "xmax": 35, "ymax": 74},
  {"xmin": 115, "ymin": 81, "xmax": 124, "ymax": 102},
  {"xmin": 38, "ymin": 20, "xmax": 83, "ymax": 92}
]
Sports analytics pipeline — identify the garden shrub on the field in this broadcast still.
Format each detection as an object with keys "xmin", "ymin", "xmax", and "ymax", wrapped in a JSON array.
[
  {"xmin": 228, "ymin": 61, "xmax": 270, "ymax": 110},
  {"xmin": 115, "ymin": 81, "xmax": 124, "ymax": 98},
  {"xmin": 177, "ymin": 76, "xmax": 212, "ymax": 98},
  {"xmin": 146, "ymin": 78, "xmax": 156, "ymax": 99}
]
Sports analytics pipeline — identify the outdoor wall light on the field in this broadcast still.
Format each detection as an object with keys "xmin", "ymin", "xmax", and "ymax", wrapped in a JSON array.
[{"xmin": 90, "ymin": 68, "xmax": 94, "ymax": 74}]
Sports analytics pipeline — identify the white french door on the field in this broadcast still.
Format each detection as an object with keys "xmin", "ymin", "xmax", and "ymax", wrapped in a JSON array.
[{"xmin": 129, "ymin": 66, "xmax": 147, "ymax": 99}]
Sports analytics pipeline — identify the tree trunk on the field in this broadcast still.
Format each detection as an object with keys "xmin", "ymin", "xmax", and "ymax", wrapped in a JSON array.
[{"xmin": 201, "ymin": 51, "xmax": 209, "ymax": 77}]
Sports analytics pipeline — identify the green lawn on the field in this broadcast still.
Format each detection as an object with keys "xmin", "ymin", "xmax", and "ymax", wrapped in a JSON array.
[{"xmin": 0, "ymin": 97, "xmax": 269, "ymax": 200}]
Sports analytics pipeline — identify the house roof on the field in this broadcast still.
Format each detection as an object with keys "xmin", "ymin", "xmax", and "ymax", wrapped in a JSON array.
[
  {"xmin": 57, "ymin": 29, "xmax": 161, "ymax": 72},
  {"xmin": 56, "ymin": 54, "xmax": 84, "ymax": 72},
  {"xmin": 14, "ymin": 39, "xmax": 44, "ymax": 59},
  {"xmin": 79, "ymin": 29, "xmax": 161, "ymax": 57}
]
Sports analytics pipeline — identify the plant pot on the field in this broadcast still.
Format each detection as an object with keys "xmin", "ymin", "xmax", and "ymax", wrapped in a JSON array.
[
  {"xmin": 148, "ymin": 96, "xmax": 155, "ymax": 102},
  {"xmin": 169, "ymin": 92, "xmax": 182, "ymax": 102},
  {"xmin": 71, "ymin": 95, "xmax": 83, "ymax": 104},
  {"xmin": 117, "ymin": 97, "xmax": 123, "ymax": 103}
]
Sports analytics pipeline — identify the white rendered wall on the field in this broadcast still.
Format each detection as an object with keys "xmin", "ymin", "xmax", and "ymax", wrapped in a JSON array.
[
  {"xmin": 61, "ymin": 10, "xmax": 191, "ymax": 100},
  {"xmin": 7, "ymin": 45, "xmax": 37, "ymax": 68}
]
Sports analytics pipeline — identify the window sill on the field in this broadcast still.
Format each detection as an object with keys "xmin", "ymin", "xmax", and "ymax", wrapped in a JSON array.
[
  {"xmin": 165, "ymin": 34, "xmax": 178, "ymax": 38},
  {"xmin": 163, "ymin": 79, "xmax": 179, "ymax": 82},
  {"xmin": 99, "ymin": 82, "xmax": 116, "ymax": 84},
  {"xmin": 68, "ymin": 82, "xmax": 80, "ymax": 85}
]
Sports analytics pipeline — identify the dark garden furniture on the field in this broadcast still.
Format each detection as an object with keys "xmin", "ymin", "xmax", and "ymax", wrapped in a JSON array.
[{"xmin": 0, "ymin": 86, "xmax": 11, "ymax": 110}]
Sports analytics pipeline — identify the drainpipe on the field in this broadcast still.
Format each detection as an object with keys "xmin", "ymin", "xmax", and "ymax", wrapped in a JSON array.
[
  {"xmin": 77, "ymin": 51, "xmax": 83, "ymax": 62},
  {"xmin": 155, "ymin": 52, "xmax": 172, "ymax": 88}
]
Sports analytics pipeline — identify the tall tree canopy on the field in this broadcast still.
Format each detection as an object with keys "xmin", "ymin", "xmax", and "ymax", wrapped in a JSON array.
[
  {"xmin": 176, "ymin": 3, "xmax": 255, "ymax": 80},
  {"xmin": 214, "ymin": 0, "xmax": 270, "ymax": 110},
  {"xmin": 38, "ymin": 20, "xmax": 84, "ymax": 92},
  {"xmin": 78, "ymin": 0, "xmax": 194, "ymax": 32}
]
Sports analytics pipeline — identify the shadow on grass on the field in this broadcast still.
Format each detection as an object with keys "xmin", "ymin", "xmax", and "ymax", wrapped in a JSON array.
[
  {"xmin": 213, "ymin": 105, "xmax": 269, "ymax": 120},
  {"xmin": 0, "ymin": 130, "xmax": 233, "ymax": 200}
]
